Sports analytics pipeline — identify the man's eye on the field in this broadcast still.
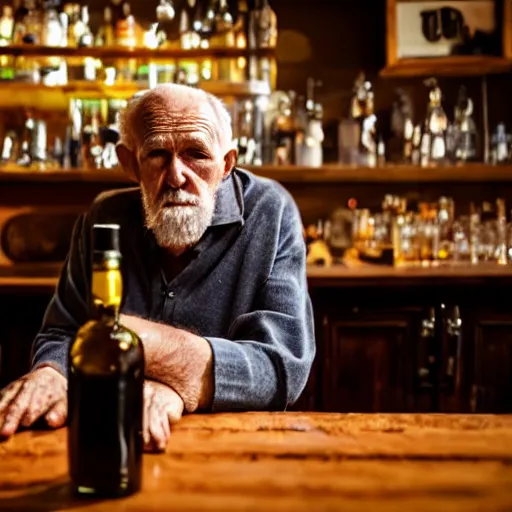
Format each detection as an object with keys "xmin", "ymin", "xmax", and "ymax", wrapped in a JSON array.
[
  {"xmin": 184, "ymin": 148, "xmax": 209, "ymax": 159},
  {"xmin": 148, "ymin": 149, "xmax": 168, "ymax": 159}
]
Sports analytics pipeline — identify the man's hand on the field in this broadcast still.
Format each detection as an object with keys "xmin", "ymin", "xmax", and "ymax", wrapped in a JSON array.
[
  {"xmin": 143, "ymin": 380, "xmax": 184, "ymax": 452},
  {"xmin": 0, "ymin": 367, "xmax": 67, "ymax": 438}
]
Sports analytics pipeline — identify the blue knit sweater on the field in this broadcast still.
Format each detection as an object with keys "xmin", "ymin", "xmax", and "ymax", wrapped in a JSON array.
[{"xmin": 31, "ymin": 168, "xmax": 316, "ymax": 411}]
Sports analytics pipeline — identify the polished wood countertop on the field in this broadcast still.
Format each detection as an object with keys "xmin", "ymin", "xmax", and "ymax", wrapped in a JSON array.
[{"xmin": 1, "ymin": 412, "xmax": 512, "ymax": 511}]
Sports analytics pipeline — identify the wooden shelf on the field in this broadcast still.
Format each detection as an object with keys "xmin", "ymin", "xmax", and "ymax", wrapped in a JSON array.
[
  {"xmin": 0, "ymin": 45, "xmax": 274, "ymax": 60},
  {"xmin": 0, "ymin": 79, "xmax": 270, "ymax": 108},
  {"xmin": 2, "ymin": 164, "xmax": 512, "ymax": 184},
  {"xmin": 250, "ymin": 164, "xmax": 512, "ymax": 183},
  {"xmin": 308, "ymin": 263, "xmax": 512, "ymax": 287},
  {"xmin": 380, "ymin": 55, "xmax": 511, "ymax": 77},
  {"xmin": 0, "ymin": 81, "xmax": 141, "ymax": 108},
  {"xmin": 3, "ymin": 263, "xmax": 512, "ymax": 290}
]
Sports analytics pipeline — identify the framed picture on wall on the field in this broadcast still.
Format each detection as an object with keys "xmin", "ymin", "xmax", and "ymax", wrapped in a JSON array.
[
  {"xmin": 396, "ymin": 0, "xmax": 498, "ymax": 58},
  {"xmin": 383, "ymin": 0, "xmax": 512, "ymax": 76}
]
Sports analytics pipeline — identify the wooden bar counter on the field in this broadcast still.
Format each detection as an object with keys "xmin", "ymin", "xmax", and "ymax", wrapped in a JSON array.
[{"xmin": 1, "ymin": 413, "xmax": 512, "ymax": 511}]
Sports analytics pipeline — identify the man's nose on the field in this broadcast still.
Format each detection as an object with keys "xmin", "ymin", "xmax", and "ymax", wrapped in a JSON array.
[{"xmin": 165, "ymin": 156, "xmax": 187, "ymax": 190}]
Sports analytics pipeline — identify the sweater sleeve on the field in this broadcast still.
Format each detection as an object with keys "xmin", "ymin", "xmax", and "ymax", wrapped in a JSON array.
[
  {"xmin": 207, "ymin": 198, "xmax": 316, "ymax": 411},
  {"xmin": 31, "ymin": 213, "xmax": 91, "ymax": 376}
]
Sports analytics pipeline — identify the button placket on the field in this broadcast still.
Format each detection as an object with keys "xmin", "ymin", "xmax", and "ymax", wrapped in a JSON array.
[{"xmin": 161, "ymin": 286, "xmax": 178, "ymax": 321}]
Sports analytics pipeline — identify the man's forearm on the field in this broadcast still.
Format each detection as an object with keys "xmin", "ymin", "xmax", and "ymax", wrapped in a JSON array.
[{"xmin": 120, "ymin": 314, "xmax": 213, "ymax": 412}]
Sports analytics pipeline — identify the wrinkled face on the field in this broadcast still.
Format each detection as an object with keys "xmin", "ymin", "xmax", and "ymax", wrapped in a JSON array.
[{"xmin": 129, "ymin": 96, "xmax": 233, "ymax": 253}]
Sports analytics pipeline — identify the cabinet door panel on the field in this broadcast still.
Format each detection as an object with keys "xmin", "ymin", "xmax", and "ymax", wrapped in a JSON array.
[
  {"xmin": 473, "ymin": 319, "xmax": 512, "ymax": 413},
  {"xmin": 322, "ymin": 316, "xmax": 414, "ymax": 412}
]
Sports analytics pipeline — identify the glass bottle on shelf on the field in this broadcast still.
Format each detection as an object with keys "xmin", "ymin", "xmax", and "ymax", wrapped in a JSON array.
[
  {"xmin": 191, "ymin": 0, "xmax": 206, "ymax": 46},
  {"xmin": 0, "ymin": 132, "xmax": 16, "ymax": 167},
  {"xmin": 109, "ymin": 0, "xmax": 131, "ymax": 32},
  {"xmin": 115, "ymin": 3, "xmax": 137, "ymax": 82},
  {"xmin": 235, "ymin": 99, "xmax": 256, "ymax": 165},
  {"xmin": 97, "ymin": 7, "xmax": 115, "ymax": 47},
  {"xmin": 64, "ymin": 4, "xmax": 84, "ymax": 80},
  {"xmin": 40, "ymin": 4, "xmax": 63, "ymax": 73},
  {"xmin": 249, "ymin": 0, "xmax": 277, "ymax": 49},
  {"xmin": 65, "ymin": 98, "xmax": 82, "ymax": 169},
  {"xmin": 454, "ymin": 85, "xmax": 477, "ymax": 163},
  {"xmin": 30, "ymin": 118, "xmax": 48, "ymax": 171},
  {"xmin": 200, "ymin": 0, "xmax": 215, "ymax": 42},
  {"xmin": 212, "ymin": 0, "xmax": 234, "ymax": 44},
  {"xmin": 490, "ymin": 123, "xmax": 510, "ymax": 164},
  {"xmin": 0, "ymin": 6, "xmax": 14, "ymax": 46},
  {"xmin": 180, "ymin": 8, "xmax": 199, "ymax": 50},
  {"xmin": 411, "ymin": 125, "xmax": 422, "ymax": 166},
  {"xmin": 78, "ymin": 6, "xmax": 93, "ymax": 47},
  {"xmin": 115, "ymin": 2, "xmax": 136, "ymax": 48},
  {"xmin": 353, "ymin": 75, "xmax": 377, "ymax": 168},
  {"xmin": 21, "ymin": 0, "xmax": 43, "ymax": 44},
  {"xmin": 390, "ymin": 88, "xmax": 414, "ymax": 163},
  {"xmin": 209, "ymin": 0, "xmax": 235, "ymax": 81},
  {"xmin": 232, "ymin": 0, "xmax": 248, "ymax": 81},
  {"xmin": 271, "ymin": 91, "xmax": 298, "ymax": 166},
  {"xmin": 178, "ymin": 9, "xmax": 199, "ymax": 84},
  {"xmin": 78, "ymin": 6, "xmax": 96, "ymax": 80},
  {"xmin": 12, "ymin": 0, "xmax": 28, "ymax": 45},
  {"xmin": 423, "ymin": 78, "xmax": 448, "ymax": 167},
  {"xmin": 42, "ymin": 5, "xmax": 63, "ymax": 47},
  {"xmin": 156, "ymin": 0, "xmax": 176, "ymax": 47},
  {"xmin": 0, "ymin": 6, "xmax": 15, "ymax": 79},
  {"xmin": 248, "ymin": 0, "xmax": 277, "ymax": 87},
  {"xmin": 496, "ymin": 198, "xmax": 507, "ymax": 265},
  {"xmin": 82, "ymin": 104, "xmax": 103, "ymax": 169},
  {"xmin": 70, "ymin": 4, "xmax": 84, "ymax": 47},
  {"xmin": 16, "ymin": 111, "xmax": 34, "ymax": 168},
  {"xmin": 437, "ymin": 196, "xmax": 454, "ymax": 261}
]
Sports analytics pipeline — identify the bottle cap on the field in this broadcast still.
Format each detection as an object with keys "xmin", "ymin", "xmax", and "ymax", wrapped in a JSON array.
[{"xmin": 93, "ymin": 223, "xmax": 121, "ymax": 255}]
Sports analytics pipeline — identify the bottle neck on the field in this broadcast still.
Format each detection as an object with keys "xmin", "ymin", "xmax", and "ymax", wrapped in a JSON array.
[{"xmin": 91, "ymin": 254, "xmax": 122, "ymax": 322}]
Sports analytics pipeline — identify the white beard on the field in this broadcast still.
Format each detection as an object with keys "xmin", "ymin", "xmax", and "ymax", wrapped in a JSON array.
[{"xmin": 141, "ymin": 188, "xmax": 215, "ymax": 251}]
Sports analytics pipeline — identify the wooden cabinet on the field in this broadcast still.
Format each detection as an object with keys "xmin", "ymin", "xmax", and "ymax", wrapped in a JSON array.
[
  {"xmin": 303, "ymin": 280, "xmax": 512, "ymax": 414},
  {"xmin": 320, "ymin": 310, "xmax": 416, "ymax": 413},
  {"xmin": 471, "ymin": 314, "xmax": 512, "ymax": 413}
]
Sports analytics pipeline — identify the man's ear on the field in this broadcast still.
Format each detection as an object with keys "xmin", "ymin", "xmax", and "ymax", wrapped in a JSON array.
[
  {"xmin": 116, "ymin": 143, "xmax": 140, "ymax": 183},
  {"xmin": 223, "ymin": 148, "xmax": 238, "ymax": 178}
]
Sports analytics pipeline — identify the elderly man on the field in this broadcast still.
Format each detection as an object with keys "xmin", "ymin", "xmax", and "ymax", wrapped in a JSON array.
[{"xmin": 0, "ymin": 84, "xmax": 315, "ymax": 451}]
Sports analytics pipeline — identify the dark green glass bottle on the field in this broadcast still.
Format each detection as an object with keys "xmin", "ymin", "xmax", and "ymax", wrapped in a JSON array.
[{"xmin": 68, "ymin": 223, "xmax": 144, "ymax": 498}]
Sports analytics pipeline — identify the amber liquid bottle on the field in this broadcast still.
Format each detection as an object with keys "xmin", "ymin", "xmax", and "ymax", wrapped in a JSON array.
[{"xmin": 68, "ymin": 223, "xmax": 144, "ymax": 498}]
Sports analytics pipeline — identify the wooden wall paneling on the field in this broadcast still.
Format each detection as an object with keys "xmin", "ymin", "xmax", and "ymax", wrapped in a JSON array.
[
  {"xmin": 386, "ymin": 0, "xmax": 397, "ymax": 68},
  {"xmin": 503, "ymin": 0, "xmax": 512, "ymax": 59}
]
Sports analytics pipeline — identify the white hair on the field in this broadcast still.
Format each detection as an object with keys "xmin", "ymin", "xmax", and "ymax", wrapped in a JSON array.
[{"xmin": 117, "ymin": 83, "xmax": 233, "ymax": 152}]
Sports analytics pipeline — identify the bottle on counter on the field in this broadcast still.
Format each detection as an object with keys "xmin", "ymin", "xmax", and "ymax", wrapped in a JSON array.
[{"xmin": 68, "ymin": 223, "xmax": 144, "ymax": 498}]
